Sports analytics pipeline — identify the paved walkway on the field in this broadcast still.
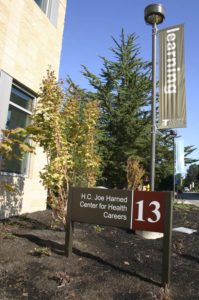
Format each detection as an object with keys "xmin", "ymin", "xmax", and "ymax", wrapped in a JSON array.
[{"xmin": 175, "ymin": 199, "xmax": 199, "ymax": 207}]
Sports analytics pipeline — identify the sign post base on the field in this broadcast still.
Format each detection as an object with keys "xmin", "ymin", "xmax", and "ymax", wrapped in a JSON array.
[{"xmin": 136, "ymin": 231, "xmax": 163, "ymax": 239}]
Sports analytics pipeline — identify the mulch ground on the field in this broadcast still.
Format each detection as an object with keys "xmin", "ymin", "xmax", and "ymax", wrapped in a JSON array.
[{"xmin": 0, "ymin": 203, "xmax": 198, "ymax": 300}]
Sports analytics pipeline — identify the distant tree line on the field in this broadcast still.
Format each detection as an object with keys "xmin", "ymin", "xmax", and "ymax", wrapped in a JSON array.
[{"xmin": 184, "ymin": 164, "xmax": 199, "ymax": 191}]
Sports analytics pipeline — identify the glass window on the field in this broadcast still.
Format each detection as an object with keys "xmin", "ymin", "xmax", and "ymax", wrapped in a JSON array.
[
  {"xmin": 10, "ymin": 86, "xmax": 33, "ymax": 111},
  {"xmin": 34, "ymin": 0, "xmax": 48, "ymax": 14},
  {"xmin": 34, "ymin": 0, "xmax": 59, "ymax": 26},
  {"xmin": 0, "ymin": 84, "xmax": 34, "ymax": 175}
]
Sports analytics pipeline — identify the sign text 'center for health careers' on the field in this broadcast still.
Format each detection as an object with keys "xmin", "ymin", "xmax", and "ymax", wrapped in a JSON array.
[
  {"xmin": 71, "ymin": 188, "xmax": 132, "ymax": 229},
  {"xmin": 71, "ymin": 188, "xmax": 166, "ymax": 232}
]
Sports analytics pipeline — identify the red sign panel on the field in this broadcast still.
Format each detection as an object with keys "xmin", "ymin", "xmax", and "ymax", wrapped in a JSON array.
[{"xmin": 132, "ymin": 191, "xmax": 165, "ymax": 233}]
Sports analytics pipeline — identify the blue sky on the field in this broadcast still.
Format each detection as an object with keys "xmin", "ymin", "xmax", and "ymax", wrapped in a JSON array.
[{"xmin": 59, "ymin": 0, "xmax": 199, "ymax": 163}]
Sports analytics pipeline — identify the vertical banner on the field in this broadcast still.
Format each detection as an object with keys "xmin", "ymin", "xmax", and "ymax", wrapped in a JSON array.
[
  {"xmin": 158, "ymin": 24, "xmax": 186, "ymax": 129},
  {"xmin": 175, "ymin": 139, "xmax": 185, "ymax": 174}
]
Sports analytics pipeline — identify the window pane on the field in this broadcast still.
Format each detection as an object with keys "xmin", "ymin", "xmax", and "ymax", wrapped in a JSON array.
[
  {"xmin": 48, "ymin": 0, "xmax": 59, "ymax": 26},
  {"xmin": 1, "ymin": 105, "xmax": 31, "ymax": 174},
  {"xmin": 10, "ymin": 86, "xmax": 33, "ymax": 111},
  {"xmin": 6, "ymin": 105, "xmax": 31, "ymax": 129},
  {"xmin": 0, "ymin": 145, "xmax": 28, "ymax": 174},
  {"xmin": 34, "ymin": 0, "xmax": 58, "ymax": 26},
  {"xmin": 47, "ymin": 0, "xmax": 52, "ymax": 18},
  {"xmin": 0, "ymin": 84, "xmax": 34, "ymax": 175},
  {"xmin": 34, "ymin": 0, "xmax": 48, "ymax": 13}
]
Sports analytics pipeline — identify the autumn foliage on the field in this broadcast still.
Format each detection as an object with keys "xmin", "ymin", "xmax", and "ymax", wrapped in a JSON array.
[
  {"xmin": 30, "ymin": 70, "xmax": 101, "ymax": 225},
  {"xmin": 126, "ymin": 158, "xmax": 145, "ymax": 190}
]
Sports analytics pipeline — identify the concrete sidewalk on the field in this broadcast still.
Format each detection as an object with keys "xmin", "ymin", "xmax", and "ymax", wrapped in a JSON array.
[{"xmin": 175, "ymin": 199, "xmax": 199, "ymax": 208}]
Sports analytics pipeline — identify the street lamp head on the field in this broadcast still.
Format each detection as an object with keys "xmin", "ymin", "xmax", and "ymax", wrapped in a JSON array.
[
  {"xmin": 144, "ymin": 3, "xmax": 165, "ymax": 25},
  {"xmin": 170, "ymin": 130, "xmax": 177, "ymax": 137}
]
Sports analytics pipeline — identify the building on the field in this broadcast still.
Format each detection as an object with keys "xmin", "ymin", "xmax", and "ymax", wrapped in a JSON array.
[{"xmin": 0, "ymin": 0, "xmax": 67, "ymax": 219}]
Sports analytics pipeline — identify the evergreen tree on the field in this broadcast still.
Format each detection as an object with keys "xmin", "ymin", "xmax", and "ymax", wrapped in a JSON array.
[
  {"xmin": 81, "ymin": 30, "xmax": 198, "ymax": 190},
  {"xmin": 184, "ymin": 145, "xmax": 198, "ymax": 165},
  {"xmin": 155, "ymin": 130, "xmax": 174, "ymax": 190},
  {"xmin": 82, "ymin": 30, "xmax": 152, "ymax": 188}
]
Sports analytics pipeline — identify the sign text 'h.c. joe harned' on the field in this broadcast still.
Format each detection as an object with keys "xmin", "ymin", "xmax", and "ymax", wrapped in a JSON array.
[{"xmin": 71, "ymin": 188, "xmax": 132, "ymax": 229}]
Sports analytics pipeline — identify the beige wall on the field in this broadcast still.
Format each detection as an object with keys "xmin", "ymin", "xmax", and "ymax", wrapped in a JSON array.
[
  {"xmin": 0, "ymin": 147, "xmax": 47, "ymax": 218},
  {"xmin": 0, "ymin": 0, "xmax": 66, "ymax": 91},
  {"xmin": 0, "ymin": 0, "xmax": 67, "ymax": 218}
]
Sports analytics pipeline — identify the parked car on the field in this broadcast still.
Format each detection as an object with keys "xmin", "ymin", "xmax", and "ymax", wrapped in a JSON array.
[{"xmin": 184, "ymin": 187, "xmax": 189, "ymax": 192}]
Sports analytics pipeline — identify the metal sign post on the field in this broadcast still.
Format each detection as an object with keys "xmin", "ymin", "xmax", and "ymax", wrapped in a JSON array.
[
  {"xmin": 162, "ymin": 192, "xmax": 173, "ymax": 287},
  {"xmin": 144, "ymin": 3, "xmax": 165, "ymax": 191}
]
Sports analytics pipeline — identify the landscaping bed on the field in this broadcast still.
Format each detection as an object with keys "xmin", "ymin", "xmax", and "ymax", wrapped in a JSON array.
[{"xmin": 0, "ymin": 203, "xmax": 198, "ymax": 299}]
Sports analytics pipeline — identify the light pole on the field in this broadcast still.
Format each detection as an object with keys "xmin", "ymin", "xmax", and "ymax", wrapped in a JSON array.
[
  {"xmin": 144, "ymin": 4, "xmax": 165, "ymax": 191},
  {"xmin": 170, "ymin": 130, "xmax": 177, "ymax": 199}
]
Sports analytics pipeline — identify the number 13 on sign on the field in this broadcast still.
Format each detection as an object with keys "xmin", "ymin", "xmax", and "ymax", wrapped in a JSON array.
[{"xmin": 132, "ymin": 191, "xmax": 165, "ymax": 232}]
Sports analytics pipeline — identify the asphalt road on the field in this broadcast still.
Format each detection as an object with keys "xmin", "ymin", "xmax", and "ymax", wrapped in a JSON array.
[
  {"xmin": 176, "ymin": 192, "xmax": 199, "ymax": 207},
  {"xmin": 180, "ymin": 192, "xmax": 199, "ymax": 200}
]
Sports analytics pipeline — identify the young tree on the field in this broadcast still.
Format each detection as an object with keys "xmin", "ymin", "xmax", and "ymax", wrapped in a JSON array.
[
  {"xmin": 126, "ymin": 158, "xmax": 145, "ymax": 190},
  {"xmin": 29, "ymin": 70, "xmax": 101, "ymax": 224}
]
